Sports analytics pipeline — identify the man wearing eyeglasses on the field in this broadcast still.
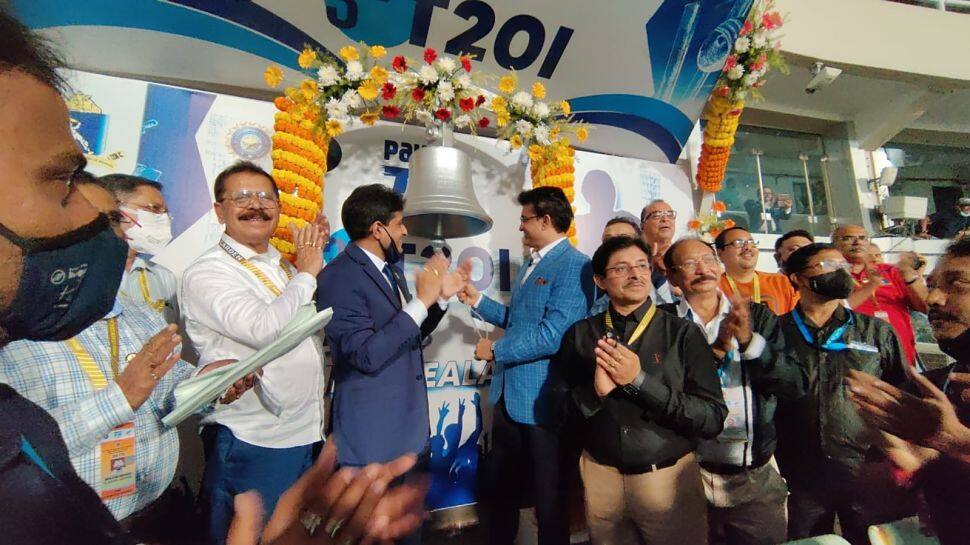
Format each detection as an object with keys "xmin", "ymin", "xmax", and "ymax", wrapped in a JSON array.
[
  {"xmin": 181, "ymin": 161, "xmax": 330, "ymax": 544},
  {"xmin": 639, "ymin": 200, "xmax": 678, "ymax": 304},
  {"xmin": 558, "ymin": 235, "xmax": 725, "ymax": 545},
  {"xmin": 659, "ymin": 238, "xmax": 804, "ymax": 545},
  {"xmin": 716, "ymin": 227, "xmax": 798, "ymax": 316},
  {"xmin": 834, "ymin": 224, "xmax": 928, "ymax": 366},
  {"xmin": 775, "ymin": 243, "xmax": 911, "ymax": 545},
  {"xmin": 460, "ymin": 187, "xmax": 593, "ymax": 545}
]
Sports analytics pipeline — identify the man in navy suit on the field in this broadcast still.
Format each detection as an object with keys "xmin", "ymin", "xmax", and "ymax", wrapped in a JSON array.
[
  {"xmin": 316, "ymin": 184, "xmax": 468, "ymax": 541},
  {"xmin": 460, "ymin": 187, "xmax": 593, "ymax": 545}
]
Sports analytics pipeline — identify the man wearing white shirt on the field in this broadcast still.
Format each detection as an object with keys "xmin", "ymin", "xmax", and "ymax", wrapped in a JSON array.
[
  {"xmin": 181, "ymin": 161, "xmax": 329, "ymax": 545},
  {"xmin": 659, "ymin": 238, "xmax": 807, "ymax": 545},
  {"xmin": 98, "ymin": 174, "xmax": 180, "ymax": 326}
]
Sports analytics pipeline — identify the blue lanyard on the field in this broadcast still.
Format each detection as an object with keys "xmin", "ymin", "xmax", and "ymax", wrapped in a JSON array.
[
  {"xmin": 20, "ymin": 435, "xmax": 55, "ymax": 479},
  {"xmin": 792, "ymin": 308, "xmax": 852, "ymax": 351}
]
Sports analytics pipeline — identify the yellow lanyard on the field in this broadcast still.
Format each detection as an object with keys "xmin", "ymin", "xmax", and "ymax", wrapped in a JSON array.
[
  {"xmin": 66, "ymin": 318, "xmax": 120, "ymax": 390},
  {"xmin": 138, "ymin": 269, "xmax": 166, "ymax": 313},
  {"xmin": 604, "ymin": 303, "xmax": 657, "ymax": 345},
  {"xmin": 726, "ymin": 274, "xmax": 760, "ymax": 303},
  {"xmin": 220, "ymin": 240, "xmax": 293, "ymax": 297}
]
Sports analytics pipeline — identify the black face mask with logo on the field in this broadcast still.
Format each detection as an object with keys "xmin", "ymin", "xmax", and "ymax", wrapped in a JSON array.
[
  {"xmin": 0, "ymin": 214, "xmax": 127, "ymax": 342},
  {"xmin": 807, "ymin": 269, "xmax": 855, "ymax": 300}
]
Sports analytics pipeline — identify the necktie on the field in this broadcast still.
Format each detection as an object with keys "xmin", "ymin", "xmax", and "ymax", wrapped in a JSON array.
[{"xmin": 382, "ymin": 264, "xmax": 398, "ymax": 294}]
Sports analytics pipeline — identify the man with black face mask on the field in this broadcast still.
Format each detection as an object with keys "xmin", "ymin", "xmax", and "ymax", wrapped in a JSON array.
[{"xmin": 775, "ymin": 243, "xmax": 911, "ymax": 545}]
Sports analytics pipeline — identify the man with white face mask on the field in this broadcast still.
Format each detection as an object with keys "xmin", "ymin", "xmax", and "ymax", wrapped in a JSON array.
[{"xmin": 97, "ymin": 175, "xmax": 180, "ymax": 335}]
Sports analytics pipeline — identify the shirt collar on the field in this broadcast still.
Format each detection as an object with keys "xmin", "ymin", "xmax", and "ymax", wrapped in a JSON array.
[
  {"xmin": 609, "ymin": 297, "xmax": 653, "ymax": 322},
  {"xmin": 358, "ymin": 244, "xmax": 389, "ymax": 272},
  {"xmin": 221, "ymin": 233, "xmax": 282, "ymax": 264},
  {"xmin": 677, "ymin": 290, "xmax": 731, "ymax": 325},
  {"xmin": 530, "ymin": 236, "xmax": 567, "ymax": 264},
  {"xmin": 103, "ymin": 297, "xmax": 124, "ymax": 320},
  {"xmin": 796, "ymin": 302, "xmax": 850, "ymax": 331},
  {"xmin": 130, "ymin": 255, "xmax": 151, "ymax": 271}
]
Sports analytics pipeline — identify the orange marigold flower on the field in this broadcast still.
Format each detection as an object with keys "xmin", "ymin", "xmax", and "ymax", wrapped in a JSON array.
[
  {"xmin": 712, "ymin": 201, "xmax": 727, "ymax": 212},
  {"xmin": 688, "ymin": 219, "xmax": 702, "ymax": 230}
]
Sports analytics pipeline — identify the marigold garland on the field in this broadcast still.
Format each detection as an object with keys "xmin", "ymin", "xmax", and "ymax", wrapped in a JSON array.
[
  {"xmin": 269, "ymin": 96, "xmax": 329, "ymax": 262},
  {"xmin": 696, "ymin": 96, "xmax": 744, "ymax": 193},
  {"xmin": 529, "ymin": 139, "xmax": 578, "ymax": 245}
]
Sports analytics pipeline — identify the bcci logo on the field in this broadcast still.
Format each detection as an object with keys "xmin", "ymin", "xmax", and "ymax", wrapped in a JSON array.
[
  {"xmin": 227, "ymin": 123, "xmax": 271, "ymax": 161},
  {"xmin": 66, "ymin": 93, "xmax": 123, "ymax": 169}
]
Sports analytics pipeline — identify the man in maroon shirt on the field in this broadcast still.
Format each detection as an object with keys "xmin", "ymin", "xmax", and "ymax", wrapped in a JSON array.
[{"xmin": 834, "ymin": 224, "xmax": 928, "ymax": 365}]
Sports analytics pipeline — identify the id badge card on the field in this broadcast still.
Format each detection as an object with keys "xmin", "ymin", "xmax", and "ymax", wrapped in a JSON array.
[{"xmin": 98, "ymin": 422, "xmax": 136, "ymax": 500}]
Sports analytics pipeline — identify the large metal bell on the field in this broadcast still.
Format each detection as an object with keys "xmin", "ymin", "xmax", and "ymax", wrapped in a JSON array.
[{"xmin": 402, "ymin": 144, "xmax": 492, "ymax": 241}]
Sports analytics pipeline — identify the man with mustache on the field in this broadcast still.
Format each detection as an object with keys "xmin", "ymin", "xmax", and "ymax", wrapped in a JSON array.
[
  {"xmin": 640, "ymin": 199, "xmax": 677, "ymax": 304},
  {"xmin": 558, "ymin": 235, "xmax": 726, "ymax": 545},
  {"xmin": 0, "ymin": 9, "xmax": 427, "ymax": 545},
  {"xmin": 717, "ymin": 227, "xmax": 798, "ymax": 315},
  {"xmin": 775, "ymin": 243, "xmax": 910, "ymax": 545},
  {"xmin": 845, "ymin": 237, "xmax": 970, "ymax": 545},
  {"xmin": 181, "ymin": 161, "xmax": 332, "ymax": 544},
  {"xmin": 834, "ymin": 224, "xmax": 928, "ymax": 366},
  {"xmin": 660, "ymin": 238, "xmax": 805, "ymax": 545}
]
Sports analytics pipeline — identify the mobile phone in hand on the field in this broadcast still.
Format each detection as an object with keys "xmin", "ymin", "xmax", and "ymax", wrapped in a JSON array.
[{"xmin": 903, "ymin": 363, "xmax": 955, "ymax": 395}]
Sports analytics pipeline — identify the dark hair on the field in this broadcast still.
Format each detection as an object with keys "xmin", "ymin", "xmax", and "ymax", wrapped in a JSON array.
[
  {"xmin": 786, "ymin": 242, "xmax": 837, "ymax": 275},
  {"xmin": 663, "ymin": 237, "xmax": 715, "ymax": 273},
  {"xmin": 97, "ymin": 173, "xmax": 163, "ymax": 198},
  {"xmin": 517, "ymin": 187, "xmax": 573, "ymax": 233},
  {"xmin": 342, "ymin": 184, "xmax": 405, "ymax": 241},
  {"xmin": 592, "ymin": 236, "xmax": 652, "ymax": 277},
  {"xmin": 72, "ymin": 171, "xmax": 98, "ymax": 185},
  {"xmin": 775, "ymin": 229, "xmax": 815, "ymax": 251},
  {"xmin": 714, "ymin": 226, "xmax": 750, "ymax": 249},
  {"xmin": 213, "ymin": 161, "xmax": 278, "ymax": 201},
  {"xmin": 945, "ymin": 237, "xmax": 970, "ymax": 259},
  {"xmin": 604, "ymin": 216, "xmax": 641, "ymax": 238},
  {"xmin": 0, "ymin": 7, "xmax": 67, "ymax": 92}
]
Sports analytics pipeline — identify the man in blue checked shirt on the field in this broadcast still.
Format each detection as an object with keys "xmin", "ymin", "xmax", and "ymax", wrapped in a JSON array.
[
  {"xmin": 459, "ymin": 187, "xmax": 594, "ymax": 545},
  {"xmin": 0, "ymin": 177, "xmax": 252, "ymax": 544}
]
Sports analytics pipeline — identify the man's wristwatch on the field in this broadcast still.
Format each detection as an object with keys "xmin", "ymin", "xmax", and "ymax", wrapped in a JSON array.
[{"xmin": 621, "ymin": 370, "xmax": 647, "ymax": 397}]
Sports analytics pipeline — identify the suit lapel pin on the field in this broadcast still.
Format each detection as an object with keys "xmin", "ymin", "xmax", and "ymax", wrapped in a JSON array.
[{"xmin": 535, "ymin": 277, "xmax": 548, "ymax": 286}]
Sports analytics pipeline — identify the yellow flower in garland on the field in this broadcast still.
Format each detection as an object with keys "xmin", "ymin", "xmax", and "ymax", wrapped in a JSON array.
[
  {"xmin": 326, "ymin": 119, "xmax": 344, "ymax": 138},
  {"xmin": 360, "ymin": 111, "xmax": 379, "ymax": 126},
  {"xmin": 369, "ymin": 45, "xmax": 387, "ymax": 58},
  {"xmin": 576, "ymin": 127, "xmax": 589, "ymax": 143},
  {"xmin": 510, "ymin": 134, "xmax": 523, "ymax": 149},
  {"xmin": 491, "ymin": 96, "xmax": 507, "ymax": 111},
  {"xmin": 496, "ymin": 111, "xmax": 511, "ymax": 128},
  {"xmin": 369, "ymin": 65, "xmax": 389, "ymax": 85},
  {"xmin": 297, "ymin": 48, "xmax": 317, "ymax": 69},
  {"xmin": 339, "ymin": 45, "xmax": 359, "ymax": 61},
  {"xmin": 560, "ymin": 100, "xmax": 571, "ymax": 116},
  {"xmin": 299, "ymin": 79, "xmax": 318, "ymax": 101},
  {"xmin": 357, "ymin": 79, "xmax": 379, "ymax": 101},
  {"xmin": 498, "ymin": 75, "xmax": 517, "ymax": 94},
  {"xmin": 264, "ymin": 65, "xmax": 284, "ymax": 88},
  {"xmin": 531, "ymin": 82, "xmax": 546, "ymax": 99}
]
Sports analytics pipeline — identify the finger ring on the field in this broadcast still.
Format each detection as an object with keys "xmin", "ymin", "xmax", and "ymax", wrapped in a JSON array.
[
  {"xmin": 301, "ymin": 511, "xmax": 322, "ymax": 536},
  {"xmin": 150, "ymin": 372, "xmax": 159, "ymax": 381},
  {"xmin": 326, "ymin": 518, "xmax": 344, "ymax": 538}
]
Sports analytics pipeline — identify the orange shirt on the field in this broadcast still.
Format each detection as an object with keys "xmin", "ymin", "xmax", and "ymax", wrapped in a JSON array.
[{"xmin": 719, "ymin": 271, "xmax": 799, "ymax": 315}]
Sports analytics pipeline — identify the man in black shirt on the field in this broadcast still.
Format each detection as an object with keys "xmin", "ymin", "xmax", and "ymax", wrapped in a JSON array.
[
  {"xmin": 776, "ymin": 243, "xmax": 910, "ymax": 545},
  {"xmin": 660, "ymin": 238, "xmax": 806, "ymax": 545},
  {"xmin": 558, "ymin": 236, "xmax": 726, "ymax": 545}
]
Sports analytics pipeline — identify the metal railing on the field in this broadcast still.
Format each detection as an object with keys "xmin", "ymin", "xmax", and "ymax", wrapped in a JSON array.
[{"xmin": 886, "ymin": 0, "xmax": 970, "ymax": 13}]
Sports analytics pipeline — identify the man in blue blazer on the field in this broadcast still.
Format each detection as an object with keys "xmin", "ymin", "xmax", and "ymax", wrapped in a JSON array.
[
  {"xmin": 316, "ymin": 184, "xmax": 468, "ymax": 540},
  {"xmin": 460, "ymin": 187, "xmax": 594, "ymax": 545}
]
